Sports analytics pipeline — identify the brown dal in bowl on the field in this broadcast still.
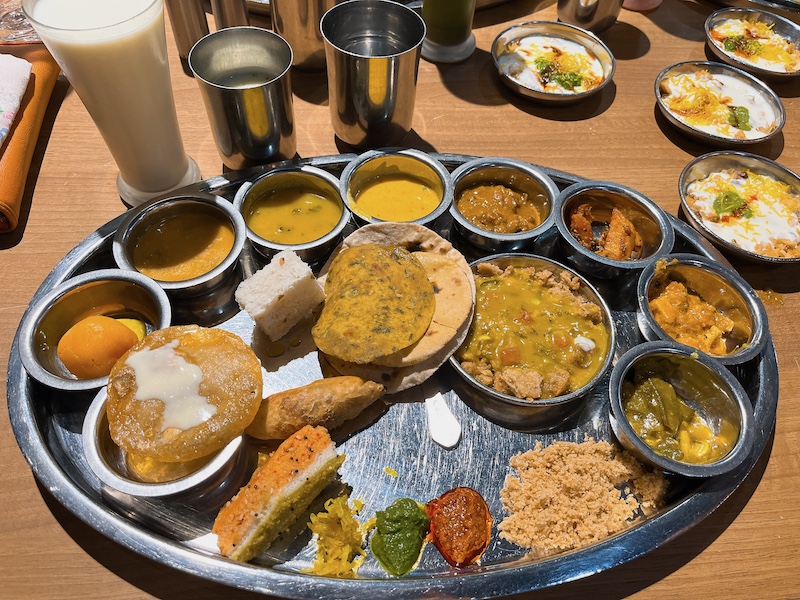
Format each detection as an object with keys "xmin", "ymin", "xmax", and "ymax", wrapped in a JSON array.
[{"xmin": 456, "ymin": 183, "xmax": 543, "ymax": 233}]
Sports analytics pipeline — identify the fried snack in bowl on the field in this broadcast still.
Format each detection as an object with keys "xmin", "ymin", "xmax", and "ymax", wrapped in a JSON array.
[
  {"xmin": 316, "ymin": 223, "xmax": 476, "ymax": 393},
  {"xmin": 246, "ymin": 376, "xmax": 386, "ymax": 440},
  {"xmin": 106, "ymin": 324, "xmax": 263, "ymax": 463}
]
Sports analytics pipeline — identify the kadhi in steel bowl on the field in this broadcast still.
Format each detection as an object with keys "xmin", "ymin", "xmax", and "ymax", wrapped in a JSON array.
[
  {"xmin": 234, "ymin": 164, "xmax": 351, "ymax": 264},
  {"xmin": 340, "ymin": 148, "xmax": 453, "ymax": 228}
]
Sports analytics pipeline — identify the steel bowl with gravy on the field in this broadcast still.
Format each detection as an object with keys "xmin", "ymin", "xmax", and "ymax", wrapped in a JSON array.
[{"xmin": 450, "ymin": 254, "xmax": 616, "ymax": 430}]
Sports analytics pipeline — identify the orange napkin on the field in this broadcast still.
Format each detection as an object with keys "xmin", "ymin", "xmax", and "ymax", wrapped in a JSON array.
[{"xmin": 0, "ymin": 42, "xmax": 59, "ymax": 234}]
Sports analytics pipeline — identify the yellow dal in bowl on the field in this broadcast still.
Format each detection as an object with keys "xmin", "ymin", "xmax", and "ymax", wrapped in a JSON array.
[
  {"xmin": 245, "ymin": 187, "xmax": 343, "ymax": 244},
  {"xmin": 132, "ymin": 211, "xmax": 235, "ymax": 282},
  {"xmin": 351, "ymin": 173, "xmax": 441, "ymax": 222}
]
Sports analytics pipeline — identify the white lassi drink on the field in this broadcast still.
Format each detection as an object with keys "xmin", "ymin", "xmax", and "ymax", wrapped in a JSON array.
[{"xmin": 24, "ymin": 0, "xmax": 199, "ymax": 204}]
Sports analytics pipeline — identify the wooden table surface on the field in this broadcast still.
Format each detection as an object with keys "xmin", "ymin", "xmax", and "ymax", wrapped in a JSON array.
[{"xmin": 2, "ymin": 1, "xmax": 799, "ymax": 598}]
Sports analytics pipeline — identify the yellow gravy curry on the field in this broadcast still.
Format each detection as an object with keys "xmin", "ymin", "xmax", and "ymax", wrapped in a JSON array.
[
  {"xmin": 132, "ymin": 211, "xmax": 235, "ymax": 282},
  {"xmin": 351, "ymin": 174, "xmax": 441, "ymax": 222},
  {"xmin": 457, "ymin": 262, "xmax": 610, "ymax": 400},
  {"xmin": 245, "ymin": 187, "xmax": 343, "ymax": 245}
]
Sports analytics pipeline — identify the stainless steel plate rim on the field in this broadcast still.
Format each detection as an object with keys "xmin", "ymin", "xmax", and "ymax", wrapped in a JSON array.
[{"xmin": 7, "ymin": 154, "xmax": 778, "ymax": 598}]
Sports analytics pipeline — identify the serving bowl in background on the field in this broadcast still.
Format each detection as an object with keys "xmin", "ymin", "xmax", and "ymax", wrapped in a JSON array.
[
  {"xmin": 491, "ymin": 21, "xmax": 615, "ymax": 104},
  {"xmin": 636, "ymin": 253, "xmax": 768, "ymax": 366},
  {"xmin": 705, "ymin": 7, "xmax": 800, "ymax": 81},
  {"xmin": 340, "ymin": 148, "xmax": 453, "ymax": 227},
  {"xmin": 609, "ymin": 340, "xmax": 755, "ymax": 477},
  {"xmin": 449, "ymin": 253, "xmax": 616, "ymax": 431},
  {"xmin": 233, "ymin": 164, "xmax": 351, "ymax": 263},
  {"xmin": 679, "ymin": 150, "xmax": 800, "ymax": 264},
  {"xmin": 82, "ymin": 388, "xmax": 255, "ymax": 500},
  {"xmin": 113, "ymin": 193, "xmax": 246, "ymax": 299},
  {"xmin": 449, "ymin": 157, "xmax": 559, "ymax": 253},
  {"xmin": 553, "ymin": 180, "xmax": 675, "ymax": 282},
  {"xmin": 18, "ymin": 269, "xmax": 171, "ymax": 392},
  {"xmin": 655, "ymin": 60, "xmax": 785, "ymax": 146}
]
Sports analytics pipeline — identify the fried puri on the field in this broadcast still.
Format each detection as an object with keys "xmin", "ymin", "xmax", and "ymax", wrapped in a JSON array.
[{"xmin": 106, "ymin": 325, "xmax": 263, "ymax": 463}]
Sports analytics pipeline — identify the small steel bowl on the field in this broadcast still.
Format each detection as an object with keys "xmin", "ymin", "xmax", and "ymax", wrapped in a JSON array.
[
  {"xmin": 449, "ymin": 253, "xmax": 616, "ymax": 431},
  {"xmin": 637, "ymin": 253, "xmax": 768, "ymax": 366},
  {"xmin": 655, "ymin": 60, "xmax": 785, "ymax": 146},
  {"xmin": 82, "ymin": 389, "xmax": 254, "ymax": 499},
  {"xmin": 491, "ymin": 21, "xmax": 615, "ymax": 104},
  {"xmin": 340, "ymin": 148, "xmax": 453, "ymax": 227},
  {"xmin": 679, "ymin": 151, "xmax": 800, "ymax": 264},
  {"xmin": 18, "ymin": 269, "xmax": 171, "ymax": 392},
  {"xmin": 448, "ymin": 157, "xmax": 559, "ymax": 253},
  {"xmin": 705, "ymin": 8, "xmax": 800, "ymax": 81},
  {"xmin": 113, "ymin": 193, "xmax": 246, "ymax": 299},
  {"xmin": 554, "ymin": 181, "xmax": 675, "ymax": 280},
  {"xmin": 609, "ymin": 340, "xmax": 755, "ymax": 477},
  {"xmin": 233, "ymin": 165, "xmax": 351, "ymax": 263}
]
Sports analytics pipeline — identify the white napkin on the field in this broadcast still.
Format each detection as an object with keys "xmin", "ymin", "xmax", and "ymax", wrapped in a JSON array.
[{"xmin": 0, "ymin": 52, "xmax": 32, "ymax": 151}]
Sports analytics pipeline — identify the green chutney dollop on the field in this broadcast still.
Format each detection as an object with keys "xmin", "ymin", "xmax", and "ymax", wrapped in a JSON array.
[{"xmin": 370, "ymin": 497, "xmax": 430, "ymax": 576}]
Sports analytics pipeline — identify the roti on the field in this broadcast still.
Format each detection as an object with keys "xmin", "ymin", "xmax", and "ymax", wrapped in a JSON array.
[
  {"xmin": 312, "ymin": 244, "xmax": 436, "ymax": 364},
  {"xmin": 317, "ymin": 223, "xmax": 476, "ymax": 392},
  {"xmin": 371, "ymin": 251, "xmax": 474, "ymax": 367}
]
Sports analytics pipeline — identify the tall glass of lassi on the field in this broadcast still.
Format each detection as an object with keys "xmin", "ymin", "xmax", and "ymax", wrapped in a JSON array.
[{"xmin": 23, "ymin": 0, "xmax": 201, "ymax": 206}]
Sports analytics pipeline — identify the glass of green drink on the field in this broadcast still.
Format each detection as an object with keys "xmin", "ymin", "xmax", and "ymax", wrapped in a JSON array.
[{"xmin": 421, "ymin": 0, "xmax": 477, "ymax": 63}]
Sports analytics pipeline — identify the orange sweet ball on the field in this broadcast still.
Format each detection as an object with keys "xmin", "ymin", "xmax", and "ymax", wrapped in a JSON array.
[{"xmin": 57, "ymin": 315, "xmax": 140, "ymax": 379}]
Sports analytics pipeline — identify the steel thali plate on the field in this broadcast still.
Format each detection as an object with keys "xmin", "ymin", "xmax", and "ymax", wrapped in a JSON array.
[{"xmin": 7, "ymin": 153, "xmax": 778, "ymax": 599}]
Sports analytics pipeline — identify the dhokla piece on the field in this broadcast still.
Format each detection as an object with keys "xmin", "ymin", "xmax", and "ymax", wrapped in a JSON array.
[
  {"xmin": 213, "ymin": 425, "xmax": 345, "ymax": 562},
  {"xmin": 235, "ymin": 250, "xmax": 325, "ymax": 341}
]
